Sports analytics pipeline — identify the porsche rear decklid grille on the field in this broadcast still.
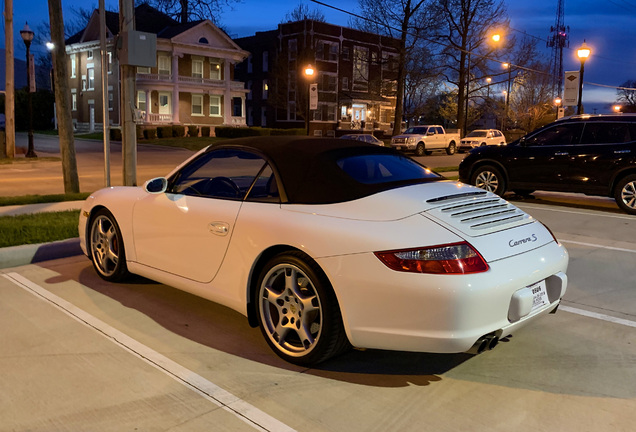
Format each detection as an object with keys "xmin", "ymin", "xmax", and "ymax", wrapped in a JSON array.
[{"xmin": 426, "ymin": 192, "xmax": 532, "ymax": 236}]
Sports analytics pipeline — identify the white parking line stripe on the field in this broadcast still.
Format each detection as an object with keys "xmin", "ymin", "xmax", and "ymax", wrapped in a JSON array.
[
  {"xmin": 518, "ymin": 203, "xmax": 635, "ymax": 220},
  {"xmin": 3, "ymin": 272, "xmax": 296, "ymax": 432},
  {"xmin": 560, "ymin": 240, "xmax": 636, "ymax": 254},
  {"xmin": 560, "ymin": 305, "xmax": 636, "ymax": 329}
]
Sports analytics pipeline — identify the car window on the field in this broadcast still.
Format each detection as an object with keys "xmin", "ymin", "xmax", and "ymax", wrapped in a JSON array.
[
  {"xmin": 467, "ymin": 131, "xmax": 487, "ymax": 137},
  {"xmin": 244, "ymin": 164, "xmax": 280, "ymax": 203},
  {"xmin": 580, "ymin": 122, "xmax": 632, "ymax": 144},
  {"xmin": 525, "ymin": 123, "xmax": 584, "ymax": 146},
  {"xmin": 170, "ymin": 149, "xmax": 267, "ymax": 200},
  {"xmin": 436, "ymin": 127, "xmax": 444, "ymax": 134},
  {"xmin": 337, "ymin": 154, "xmax": 441, "ymax": 185}
]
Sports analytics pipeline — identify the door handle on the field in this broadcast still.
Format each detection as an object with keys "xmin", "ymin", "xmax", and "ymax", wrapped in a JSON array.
[{"xmin": 209, "ymin": 222, "xmax": 230, "ymax": 236}]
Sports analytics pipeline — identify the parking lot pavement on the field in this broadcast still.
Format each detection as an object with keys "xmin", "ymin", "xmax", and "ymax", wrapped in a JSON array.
[{"xmin": 0, "ymin": 270, "xmax": 288, "ymax": 431}]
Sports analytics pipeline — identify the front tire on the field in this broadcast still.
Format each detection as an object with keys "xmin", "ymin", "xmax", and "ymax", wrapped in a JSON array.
[
  {"xmin": 89, "ymin": 209, "xmax": 130, "ymax": 282},
  {"xmin": 614, "ymin": 174, "xmax": 636, "ymax": 215},
  {"xmin": 471, "ymin": 165, "xmax": 506, "ymax": 196},
  {"xmin": 255, "ymin": 252, "xmax": 350, "ymax": 365},
  {"xmin": 416, "ymin": 142, "xmax": 426, "ymax": 156}
]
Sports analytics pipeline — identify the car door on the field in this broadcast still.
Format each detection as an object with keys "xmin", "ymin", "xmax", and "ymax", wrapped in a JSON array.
[
  {"xmin": 132, "ymin": 148, "xmax": 269, "ymax": 283},
  {"xmin": 506, "ymin": 122, "xmax": 584, "ymax": 190},
  {"xmin": 563, "ymin": 121, "xmax": 634, "ymax": 193}
]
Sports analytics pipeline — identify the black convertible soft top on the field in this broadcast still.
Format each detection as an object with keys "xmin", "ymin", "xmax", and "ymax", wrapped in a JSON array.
[{"xmin": 207, "ymin": 136, "xmax": 440, "ymax": 204}]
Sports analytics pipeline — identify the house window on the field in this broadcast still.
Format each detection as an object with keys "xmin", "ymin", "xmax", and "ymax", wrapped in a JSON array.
[
  {"xmin": 87, "ymin": 50, "xmax": 93, "ymax": 60},
  {"xmin": 72, "ymin": 93, "xmax": 77, "ymax": 111},
  {"xmin": 137, "ymin": 66, "xmax": 151, "ymax": 74},
  {"xmin": 288, "ymin": 102, "xmax": 296, "ymax": 121},
  {"xmin": 210, "ymin": 95, "xmax": 222, "ymax": 116},
  {"xmin": 342, "ymin": 77, "xmax": 349, "ymax": 91},
  {"xmin": 247, "ymin": 55, "xmax": 253, "ymax": 73},
  {"xmin": 199, "ymin": 37, "xmax": 209, "ymax": 44},
  {"xmin": 233, "ymin": 97, "xmax": 243, "ymax": 117},
  {"xmin": 108, "ymin": 92, "xmax": 113, "ymax": 111},
  {"xmin": 288, "ymin": 39, "xmax": 297, "ymax": 61},
  {"xmin": 263, "ymin": 51, "xmax": 269, "ymax": 72},
  {"xmin": 192, "ymin": 94, "xmax": 203, "ymax": 115},
  {"xmin": 319, "ymin": 74, "xmax": 337, "ymax": 92},
  {"xmin": 158, "ymin": 55, "xmax": 171, "ymax": 75},
  {"xmin": 261, "ymin": 107, "xmax": 267, "ymax": 126},
  {"xmin": 263, "ymin": 79, "xmax": 268, "ymax": 99},
  {"xmin": 316, "ymin": 41, "xmax": 338, "ymax": 62},
  {"xmin": 192, "ymin": 58, "xmax": 203, "ymax": 78},
  {"xmin": 137, "ymin": 91, "xmax": 147, "ymax": 112},
  {"xmin": 70, "ymin": 54, "xmax": 76, "ymax": 78},
  {"xmin": 87, "ymin": 68, "xmax": 95, "ymax": 90},
  {"xmin": 158, "ymin": 92, "xmax": 171, "ymax": 114},
  {"xmin": 210, "ymin": 59, "xmax": 222, "ymax": 80},
  {"xmin": 353, "ymin": 46, "xmax": 369, "ymax": 92},
  {"xmin": 342, "ymin": 46, "xmax": 350, "ymax": 61}
]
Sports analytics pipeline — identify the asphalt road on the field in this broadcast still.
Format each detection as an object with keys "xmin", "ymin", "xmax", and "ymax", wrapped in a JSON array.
[{"xmin": 1, "ymin": 194, "xmax": 635, "ymax": 430}]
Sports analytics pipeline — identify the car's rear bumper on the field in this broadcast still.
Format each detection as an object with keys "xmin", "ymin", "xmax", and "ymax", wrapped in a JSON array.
[{"xmin": 318, "ymin": 240, "xmax": 568, "ymax": 353}]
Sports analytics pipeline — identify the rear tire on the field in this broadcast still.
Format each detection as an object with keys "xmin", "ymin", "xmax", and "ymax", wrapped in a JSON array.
[
  {"xmin": 446, "ymin": 142, "xmax": 456, "ymax": 155},
  {"xmin": 471, "ymin": 165, "xmax": 506, "ymax": 196},
  {"xmin": 255, "ymin": 251, "xmax": 350, "ymax": 365},
  {"xmin": 614, "ymin": 174, "xmax": 636, "ymax": 215}
]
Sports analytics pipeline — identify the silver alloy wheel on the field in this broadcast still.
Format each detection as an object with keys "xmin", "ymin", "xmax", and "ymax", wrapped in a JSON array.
[
  {"xmin": 259, "ymin": 263, "xmax": 323, "ymax": 358},
  {"xmin": 620, "ymin": 179, "xmax": 636, "ymax": 210},
  {"xmin": 90, "ymin": 214, "xmax": 120, "ymax": 277},
  {"xmin": 475, "ymin": 170, "xmax": 499, "ymax": 193}
]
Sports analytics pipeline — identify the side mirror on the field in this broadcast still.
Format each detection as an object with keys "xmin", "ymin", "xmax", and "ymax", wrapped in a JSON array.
[{"xmin": 144, "ymin": 177, "xmax": 168, "ymax": 194}]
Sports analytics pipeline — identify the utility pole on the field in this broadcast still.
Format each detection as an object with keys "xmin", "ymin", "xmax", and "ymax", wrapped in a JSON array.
[
  {"xmin": 99, "ymin": 0, "xmax": 111, "ymax": 186},
  {"xmin": 4, "ymin": 0, "xmax": 15, "ymax": 159},
  {"xmin": 48, "ymin": 0, "xmax": 80, "ymax": 193},
  {"xmin": 119, "ymin": 0, "xmax": 137, "ymax": 186}
]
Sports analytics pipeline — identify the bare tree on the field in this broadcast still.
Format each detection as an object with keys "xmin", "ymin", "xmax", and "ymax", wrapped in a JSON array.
[
  {"xmin": 355, "ymin": 0, "xmax": 438, "ymax": 135},
  {"xmin": 617, "ymin": 80, "xmax": 636, "ymax": 112},
  {"xmin": 509, "ymin": 60, "xmax": 554, "ymax": 132},
  {"xmin": 433, "ymin": 0, "xmax": 509, "ymax": 134},
  {"xmin": 282, "ymin": 3, "xmax": 326, "ymax": 23},
  {"xmin": 144, "ymin": 0, "xmax": 238, "ymax": 24}
]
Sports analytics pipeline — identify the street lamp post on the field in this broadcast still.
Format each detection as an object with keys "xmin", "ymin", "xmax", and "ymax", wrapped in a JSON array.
[
  {"xmin": 502, "ymin": 62, "xmax": 512, "ymax": 131},
  {"xmin": 20, "ymin": 22, "xmax": 36, "ymax": 158},
  {"xmin": 304, "ymin": 64, "xmax": 315, "ymax": 136},
  {"xmin": 576, "ymin": 41, "xmax": 591, "ymax": 115},
  {"xmin": 554, "ymin": 97, "xmax": 562, "ymax": 120}
]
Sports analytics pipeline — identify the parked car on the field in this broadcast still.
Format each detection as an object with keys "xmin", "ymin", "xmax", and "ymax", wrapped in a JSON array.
[
  {"xmin": 391, "ymin": 125, "xmax": 460, "ymax": 156},
  {"xmin": 340, "ymin": 133, "xmax": 385, "ymax": 146},
  {"xmin": 459, "ymin": 129, "xmax": 506, "ymax": 152},
  {"xmin": 459, "ymin": 114, "xmax": 636, "ymax": 215},
  {"xmin": 79, "ymin": 136, "xmax": 568, "ymax": 365}
]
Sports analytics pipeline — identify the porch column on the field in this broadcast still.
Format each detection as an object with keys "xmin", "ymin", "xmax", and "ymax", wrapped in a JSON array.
[
  {"xmin": 145, "ymin": 89, "xmax": 150, "ymax": 121},
  {"xmin": 172, "ymin": 53, "xmax": 180, "ymax": 123},
  {"xmin": 223, "ymin": 60, "xmax": 232, "ymax": 125}
]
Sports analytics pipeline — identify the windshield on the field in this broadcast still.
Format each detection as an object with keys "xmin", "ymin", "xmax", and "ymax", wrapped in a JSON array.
[
  {"xmin": 404, "ymin": 127, "xmax": 428, "ymax": 135},
  {"xmin": 466, "ymin": 131, "xmax": 487, "ymax": 137}
]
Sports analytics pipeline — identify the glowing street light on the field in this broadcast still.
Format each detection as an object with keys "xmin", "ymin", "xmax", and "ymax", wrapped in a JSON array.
[
  {"xmin": 576, "ymin": 41, "xmax": 591, "ymax": 115},
  {"xmin": 304, "ymin": 64, "xmax": 315, "ymax": 135}
]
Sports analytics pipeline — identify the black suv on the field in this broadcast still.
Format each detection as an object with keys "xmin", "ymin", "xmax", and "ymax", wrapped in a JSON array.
[{"xmin": 458, "ymin": 114, "xmax": 636, "ymax": 214}]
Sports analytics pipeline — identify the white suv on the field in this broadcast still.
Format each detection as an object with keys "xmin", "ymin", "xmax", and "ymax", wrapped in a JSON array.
[{"xmin": 459, "ymin": 129, "xmax": 506, "ymax": 152}]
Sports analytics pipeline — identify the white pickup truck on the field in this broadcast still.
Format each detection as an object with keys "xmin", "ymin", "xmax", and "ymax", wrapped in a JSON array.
[{"xmin": 390, "ymin": 125, "xmax": 460, "ymax": 156}]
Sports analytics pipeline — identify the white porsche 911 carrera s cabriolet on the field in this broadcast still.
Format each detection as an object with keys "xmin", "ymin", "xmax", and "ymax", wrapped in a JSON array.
[{"xmin": 79, "ymin": 136, "xmax": 568, "ymax": 365}]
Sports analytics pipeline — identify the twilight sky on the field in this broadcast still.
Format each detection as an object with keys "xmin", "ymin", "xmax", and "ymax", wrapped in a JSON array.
[{"xmin": 5, "ymin": 0, "xmax": 636, "ymax": 111}]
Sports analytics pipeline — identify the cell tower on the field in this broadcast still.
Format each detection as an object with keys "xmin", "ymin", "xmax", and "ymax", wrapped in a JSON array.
[{"xmin": 547, "ymin": 0, "xmax": 569, "ymax": 98}]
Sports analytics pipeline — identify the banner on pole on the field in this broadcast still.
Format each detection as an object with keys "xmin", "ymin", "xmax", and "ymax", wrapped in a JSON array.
[
  {"xmin": 309, "ymin": 83, "xmax": 318, "ymax": 110},
  {"xmin": 563, "ymin": 71, "xmax": 579, "ymax": 106}
]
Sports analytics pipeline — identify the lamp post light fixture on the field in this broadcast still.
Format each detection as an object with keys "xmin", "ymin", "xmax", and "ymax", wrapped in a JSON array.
[
  {"xmin": 576, "ymin": 41, "xmax": 591, "ymax": 115},
  {"xmin": 502, "ymin": 62, "xmax": 512, "ymax": 131},
  {"xmin": 20, "ymin": 22, "xmax": 37, "ymax": 158},
  {"xmin": 554, "ymin": 97, "xmax": 562, "ymax": 119},
  {"xmin": 614, "ymin": 105, "xmax": 622, "ymax": 113},
  {"xmin": 304, "ymin": 64, "xmax": 315, "ymax": 136}
]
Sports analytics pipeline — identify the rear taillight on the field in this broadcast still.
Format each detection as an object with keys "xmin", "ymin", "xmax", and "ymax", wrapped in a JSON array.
[{"xmin": 375, "ymin": 242, "xmax": 489, "ymax": 274}]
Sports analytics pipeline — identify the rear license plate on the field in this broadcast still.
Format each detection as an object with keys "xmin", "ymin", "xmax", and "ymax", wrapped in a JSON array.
[{"xmin": 529, "ymin": 280, "xmax": 549, "ymax": 312}]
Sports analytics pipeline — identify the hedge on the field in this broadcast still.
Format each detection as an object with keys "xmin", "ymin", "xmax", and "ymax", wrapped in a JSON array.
[
  {"xmin": 157, "ymin": 126, "xmax": 173, "ymax": 138},
  {"xmin": 201, "ymin": 126, "xmax": 211, "ymax": 137},
  {"xmin": 188, "ymin": 125, "xmax": 198, "ymax": 137},
  {"xmin": 214, "ymin": 126, "xmax": 306, "ymax": 138},
  {"xmin": 172, "ymin": 125, "xmax": 186, "ymax": 137}
]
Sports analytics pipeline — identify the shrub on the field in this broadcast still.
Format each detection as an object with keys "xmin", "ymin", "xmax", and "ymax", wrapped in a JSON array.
[
  {"xmin": 201, "ymin": 126, "xmax": 211, "ymax": 137},
  {"xmin": 110, "ymin": 128, "xmax": 122, "ymax": 141},
  {"xmin": 188, "ymin": 125, "xmax": 198, "ymax": 137},
  {"xmin": 172, "ymin": 125, "xmax": 186, "ymax": 137},
  {"xmin": 157, "ymin": 126, "xmax": 172, "ymax": 138},
  {"xmin": 144, "ymin": 128, "xmax": 157, "ymax": 139},
  {"xmin": 214, "ymin": 126, "xmax": 261, "ymax": 138}
]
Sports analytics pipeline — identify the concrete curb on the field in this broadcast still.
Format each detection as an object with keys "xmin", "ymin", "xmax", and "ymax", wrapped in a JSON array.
[{"xmin": 0, "ymin": 238, "xmax": 83, "ymax": 269}]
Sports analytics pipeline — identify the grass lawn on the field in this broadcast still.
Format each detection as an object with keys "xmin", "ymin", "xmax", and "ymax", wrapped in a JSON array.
[
  {"xmin": 0, "ymin": 210, "xmax": 80, "ymax": 248},
  {"xmin": 0, "ymin": 193, "xmax": 91, "ymax": 207}
]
